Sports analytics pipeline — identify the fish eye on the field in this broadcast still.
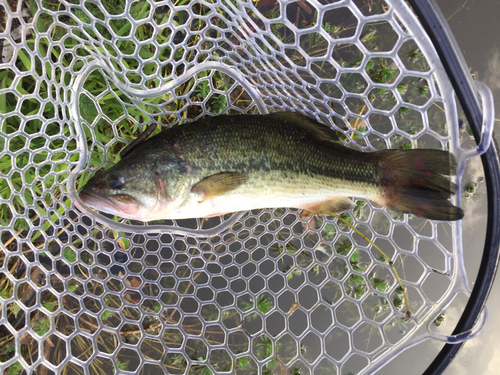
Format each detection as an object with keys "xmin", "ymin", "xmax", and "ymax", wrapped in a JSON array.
[{"xmin": 108, "ymin": 172, "xmax": 125, "ymax": 189}]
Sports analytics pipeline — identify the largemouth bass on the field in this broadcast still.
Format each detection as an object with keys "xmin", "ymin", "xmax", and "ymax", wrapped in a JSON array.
[{"xmin": 78, "ymin": 112, "xmax": 464, "ymax": 221}]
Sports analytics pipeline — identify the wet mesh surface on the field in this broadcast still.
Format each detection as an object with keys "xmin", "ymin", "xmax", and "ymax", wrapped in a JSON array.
[{"xmin": 0, "ymin": 0, "xmax": 467, "ymax": 374}]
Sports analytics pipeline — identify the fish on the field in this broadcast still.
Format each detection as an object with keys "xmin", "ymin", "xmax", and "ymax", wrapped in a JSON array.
[{"xmin": 78, "ymin": 112, "xmax": 464, "ymax": 222}]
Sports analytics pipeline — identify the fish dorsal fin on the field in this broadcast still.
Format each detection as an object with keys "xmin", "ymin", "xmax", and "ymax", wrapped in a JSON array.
[
  {"xmin": 120, "ymin": 123, "xmax": 157, "ymax": 158},
  {"xmin": 191, "ymin": 172, "xmax": 249, "ymax": 201},
  {"xmin": 266, "ymin": 112, "xmax": 339, "ymax": 142}
]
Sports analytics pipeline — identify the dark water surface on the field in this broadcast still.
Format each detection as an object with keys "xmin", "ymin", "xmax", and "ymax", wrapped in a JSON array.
[
  {"xmin": 438, "ymin": 1, "xmax": 500, "ymax": 374},
  {"xmin": 382, "ymin": 1, "xmax": 500, "ymax": 374}
]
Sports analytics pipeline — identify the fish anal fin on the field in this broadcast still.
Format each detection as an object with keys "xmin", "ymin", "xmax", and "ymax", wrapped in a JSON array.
[
  {"xmin": 191, "ymin": 172, "xmax": 249, "ymax": 201},
  {"xmin": 201, "ymin": 211, "xmax": 232, "ymax": 218},
  {"xmin": 301, "ymin": 197, "xmax": 356, "ymax": 214}
]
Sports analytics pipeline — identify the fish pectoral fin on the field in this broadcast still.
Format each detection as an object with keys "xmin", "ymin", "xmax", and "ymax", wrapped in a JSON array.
[
  {"xmin": 301, "ymin": 197, "xmax": 356, "ymax": 214},
  {"xmin": 191, "ymin": 172, "xmax": 249, "ymax": 201}
]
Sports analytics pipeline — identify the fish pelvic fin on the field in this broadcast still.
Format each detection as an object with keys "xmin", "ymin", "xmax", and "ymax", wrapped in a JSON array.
[
  {"xmin": 191, "ymin": 172, "xmax": 249, "ymax": 201},
  {"xmin": 301, "ymin": 197, "xmax": 356, "ymax": 214},
  {"xmin": 377, "ymin": 149, "xmax": 464, "ymax": 221}
]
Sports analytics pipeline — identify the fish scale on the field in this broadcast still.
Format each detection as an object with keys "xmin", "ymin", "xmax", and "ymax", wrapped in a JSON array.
[
  {"xmin": 168, "ymin": 116, "xmax": 379, "ymax": 184},
  {"xmin": 79, "ymin": 113, "xmax": 463, "ymax": 221}
]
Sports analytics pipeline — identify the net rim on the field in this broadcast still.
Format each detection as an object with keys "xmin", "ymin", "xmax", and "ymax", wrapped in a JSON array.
[{"xmin": 404, "ymin": 0, "xmax": 500, "ymax": 373}]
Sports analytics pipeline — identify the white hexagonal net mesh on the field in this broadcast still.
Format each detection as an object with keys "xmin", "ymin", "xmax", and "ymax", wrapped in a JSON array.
[{"xmin": 0, "ymin": 0, "xmax": 476, "ymax": 374}]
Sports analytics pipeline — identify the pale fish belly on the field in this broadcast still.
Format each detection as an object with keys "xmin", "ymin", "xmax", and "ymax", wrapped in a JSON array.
[{"xmin": 168, "ymin": 171, "xmax": 384, "ymax": 219}]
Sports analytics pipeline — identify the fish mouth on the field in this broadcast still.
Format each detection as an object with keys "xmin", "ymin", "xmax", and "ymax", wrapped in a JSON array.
[{"xmin": 79, "ymin": 191, "xmax": 134, "ymax": 217}]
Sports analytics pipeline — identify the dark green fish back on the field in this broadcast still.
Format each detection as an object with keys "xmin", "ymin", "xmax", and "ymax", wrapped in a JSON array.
[{"xmin": 123, "ymin": 113, "xmax": 381, "ymax": 187}]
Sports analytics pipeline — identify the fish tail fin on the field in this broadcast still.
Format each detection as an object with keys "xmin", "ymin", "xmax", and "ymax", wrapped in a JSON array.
[{"xmin": 376, "ymin": 149, "xmax": 464, "ymax": 221}]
